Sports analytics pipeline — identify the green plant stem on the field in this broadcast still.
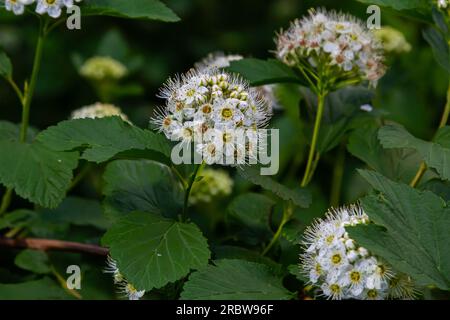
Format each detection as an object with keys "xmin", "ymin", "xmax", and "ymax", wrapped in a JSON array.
[
  {"xmin": 410, "ymin": 84, "xmax": 450, "ymax": 188},
  {"xmin": 6, "ymin": 77, "xmax": 24, "ymax": 103},
  {"xmin": 301, "ymin": 90, "xmax": 326, "ymax": 187},
  {"xmin": 20, "ymin": 19, "xmax": 46, "ymax": 143},
  {"xmin": 181, "ymin": 162, "xmax": 205, "ymax": 221},
  {"xmin": 330, "ymin": 143, "xmax": 346, "ymax": 207},
  {"xmin": 0, "ymin": 189, "xmax": 13, "ymax": 216},
  {"xmin": 262, "ymin": 203, "xmax": 293, "ymax": 256}
]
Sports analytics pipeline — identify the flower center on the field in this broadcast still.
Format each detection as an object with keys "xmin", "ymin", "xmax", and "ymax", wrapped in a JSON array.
[
  {"xmin": 350, "ymin": 271, "xmax": 361, "ymax": 283},
  {"xmin": 221, "ymin": 107, "xmax": 233, "ymax": 120},
  {"xmin": 326, "ymin": 235, "xmax": 334, "ymax": 244},
  {"xmin": 46, "ymin": 0, "xmax": 56, "ymax": 4},
  {"xmin": 367, "ymin": 289, "xmax": 378, "ymax": 299},
  {"xmin": 223, "ymin": 133, "xmax": 233, "ymax": 143},
  {"xmin": 330, "ymin": 284, "xmax": 340, "ymax": 293},
  {"xmin": 331, "ymin": 254, "xmax": 342, "ymax": 265},
  {"xmin": 163, "ymin": 117, "xmax": 172, "ymax": 127},
  {"xmin": 202, "ymin": 104, "xmax": 212, "ymax": 114}
]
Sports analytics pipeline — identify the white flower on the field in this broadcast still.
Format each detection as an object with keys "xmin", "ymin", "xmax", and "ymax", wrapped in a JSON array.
[
  {"xmin": 36, "ymin": 0, "xmax": 63, "ymax": 18},
  {"xmin": 300, "ymin": 205, "xmax": 415, "ymax": 300},
  {"xmin": 189, "ymin": 168, "xmax": 233, "ymax": 204},
  {"xmin": 374, "ymin": 27, "xmax": 411, "ymax": 54},
  {"xmin": 152, "ymin": 69, "xmax": 271, "ymax": 165},
  {"xmin": 70, "ymin": 102, "xmax": 130, "ymax": 122},
  {"xmin": 4, "ymin": 0, "xmax": 34, "ymax": 15},
  {"xmin": 195, "ymin": 52, "xmax": 279, "ymax": 111},
  {"xmin": 276, "ymin": 8, "xmax": 386, "ymax": 87},
  {"xmin": 437, "ymin": 0, "xmax": 448, "ymax": 9},
  {"xmin": 104, "ymin": 256, "xmax": 145, "ymax": 301}
]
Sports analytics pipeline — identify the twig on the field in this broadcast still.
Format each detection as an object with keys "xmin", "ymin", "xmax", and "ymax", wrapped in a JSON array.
[{"xmin": 0, "ymin": 238, "xmax": 108, "ymax": 256}]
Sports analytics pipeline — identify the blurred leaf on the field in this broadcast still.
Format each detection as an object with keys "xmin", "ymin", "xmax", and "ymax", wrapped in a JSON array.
[
  {"xmin": 237, "ymin": 166, "xmax": 311, "ymax": 208},
  {"xmin": 288, "ymin": 264, "xmax": 308, "ymax": 283},
  {"xmin": 348, "ymin": 126, "xmax": 421, "ymax": 182},
  {"xmin": 14, "ymin": 250, "xmax": 51, "ymax": 275},
  {"xmin": 421, "ymin": 179, "xmax": 450, "ymax": 201},
  {"xmin": 282, "ymin": 219, "xmax": 302, "ymax": 244},
  {"xmin": 180, "ymin": 259, "xmax": 293, "ymax": 300},
  {"xmin": 103, "ymin": 160, "xmax": 183, "ymax": 220},
  {"xmin": 434, "ymin": 126, "xmax": 450, "ymax": 148},
  {"xmin": 37, "ymin": 117, "xmax": 171, "ymax": 163},
  {"xmin": 349, "ymin": 170, "xmax": 450, "ymax": 290},
  {"xmin": 423, "ymin": 27, "xmax": 450, "ymax": 73},
  {"xmin": 0, "ymin": 141, "xmax": 78, "ymax": 208},
  {"xmin": 0, "ymin": 210, "xmax": 36, "ymax": 231},
  {"xmin": 0, "ymin": 49, "xmax": 12, "ymax": 78},
  {"xmin": 356, "ymin": 0, "xmax": 429, "ymax": 10},
  {"xmin": 83, "ymin": 0, "xmax": 180, "ymax": 22},
  {"xmin": 228, "ymin": 58, "xmax": 305, "ymax": 86},
  {"xmin": 0, "ymin": 121, "xmax": 37, "ymax": 143},
  {"xmin": 379, "ymin": 124, "xmax": 450, "ymax": 181},
  {"xmin": 38, "ymin": 197, "xmax": 110, "ymax": 230},
  {"xmin": 102, "ymin": 212, "xmax": 210, "ymax": 291},
  {"xmin": 0, "ymin": 277, "xmax": 68, "ymax": 300},
  {"xmin": 228, "ymin": 192, "xmax": 274, "ymax": 234}
]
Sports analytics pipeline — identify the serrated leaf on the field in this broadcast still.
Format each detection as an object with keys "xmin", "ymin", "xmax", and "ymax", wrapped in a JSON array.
[
  {"xmin": 350, "ymin": 170, "xmax": 450, "ymax": 290},
  {"xmin": 83, "ymin": 0, "xmax": 180, "ymax": 22},
  {"xmin": 181, "ymin": 259, "xmax": 293, "ymax": 300},
  {"xmin": 37, "ymin": 117, "xmax": 171, "ymax": 163},
  {"xmin": 378, "ymin": 124, "xmax": 450, "ymax": 181},
  {"xmin": 423, "ymin": 27, "xmax": 450, "ymax": 73},
  {"xmin": 237, "ymin": 166, "xmax": 311, "ymax": 208},
  {"xmin": 348, "ymin": 125, "xmax": 422, "ymax": 182},
  {"xmin": 102, "ymin": 212, "xmax": 210, "ymax": 291},
  {"xmin": 103, "ymin": 160, "xmax": 183, "ymax": 219},
  {"xmin": 228, "ymin": 58, "xmax": 305, "ymax": 86},
  {"xmin": 0, "ymin": 277, "xmax": 69, "ymax": 300},
  {"xmin": 0, "ymin": 141, "xmax": 78, "ymax": 208},
  {"xmin": 0, "ymin": 49, "xmax": 12, "ymax": 78},
  {"xmin": 14, "ymin": 250, "xmax": 51, "ymax": 274}
]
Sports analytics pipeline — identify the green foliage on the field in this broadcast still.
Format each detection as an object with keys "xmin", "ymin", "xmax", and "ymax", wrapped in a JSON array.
[
  {"xmin": 103, "ymin": 160, "xmax": 183, "ymax": 220},
  {"xmin": 0, "ymin": 140, "xmax": 78, "ymax": 208},
  {"xmin": 237, "ymin": 166, "xmax": 311, "ymax": 208},
  {"xmin": 37, "ymin": 117, "xmax": 171, "ymax": 163},
  {"xmin": 228, "ymin": 58, "xmax": 306, "ymax": 86},
  {"xmin": 102, "ymin": 212, "xmax": 210, "ymax": 291},
  {"xmin": 83, "ymin": 0, "xmax": 180, "ymax": 22},
  {"xmin": 378, "ymin": 124, "xmax": 450, "ymax": 181},
  {"xmin": 423, "ymin": 27, "xmax": 450, "ymax": 73},
  {"xmin": 180, "ymin": 259, "xmax": 293, "ymax": 300},
  {"xmin": 0, "ymin": 49, "xmax": 12, "ymax": 79},
  {"xmin": 355, "ymin": 0, "xmax": 430, "ymax": 11},
  {"xmin": 0, "ymin": 278, "xmax": 69, "ymax": 300},
  {"xmin": 14, "ymin": 250, "xmax": 51, "ymax": 274},
  {"xmin": 348, "ymin": 170, "xmax": 450, "ymax": 290}
]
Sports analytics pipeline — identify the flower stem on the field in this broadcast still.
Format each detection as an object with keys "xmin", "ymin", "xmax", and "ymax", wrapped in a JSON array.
[
  {"xmin": 410, "ymin": 84, "xmax": 450, "ymax": 188},
  {"xmin": 262, "ymin": 203, "xmax": 293, "ymax": 256},
  {"xmin": 0, "ymin": 189, "xmax": 13, "ymax": 216},
  {"xmin": 181, "ymin": 162, "xmax": 205, "ymax": 221},
  {"xmin": 20, "ymin": 19, "xmax": 47, "ymax": 143},
  {"xmin": 301, "ymin": 90, "xmax": 326, "ymax": 187}
]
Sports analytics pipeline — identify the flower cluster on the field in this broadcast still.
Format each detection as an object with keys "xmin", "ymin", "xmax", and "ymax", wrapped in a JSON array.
[
  {"xmin": 70, "ymin": 102, "xmax": 130, "ymax": 122},
  {"xmin": 301, "ymin": 205, "xmax": 415, "ymax": 300},
  {"xmin": 80, "ymin": 56, "xmax": 128, "ymax": 82},
  {"xmin": 437, "ymin": 0, "xmax": 449, "ymax": 9},
  {"xmin": 195, "ymin": 52, "xmax": 279, "ymax": 111},
  {"xmin": 374, "ymin": 27, "xmax": 411, "ymax": 54},
  {"xmin": 189, "ymin": 168, "xmax": 233, "ymax": 204},
  {"xmin": 276, "ymin": 8, "xmax": 386, "ymax": 87},
  {"xmin": 152, "ymin": 69, "xmax": 271, "ymax": 165},
  {"xmin": 3, "ymin": 0, "xmax": 82, "ymax": 18},
  {"xmin": 104, "ymin": 257, "xmax": 145, "ymax": 300}
]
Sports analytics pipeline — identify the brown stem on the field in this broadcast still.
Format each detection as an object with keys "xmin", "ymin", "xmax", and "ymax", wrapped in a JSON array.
[{"xmin": 0, "ymin": 238, "xmax": 108, "ymax": 256}]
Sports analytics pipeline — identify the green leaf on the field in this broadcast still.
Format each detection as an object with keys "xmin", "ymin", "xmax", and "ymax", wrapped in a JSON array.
[
  {"xmin": 102, "ymin": 212, "xmax": 210, "ymax": 291},
  {"xmin": 423, "ymin": 27, "xmax": 450, "ymax": 73},
  {"xmin": 348, "ymin": 125, "xmax": 422, "ymax": 182},
  {"xmin": 237, "ymin": 166, "xmax": 311, "ymax": 208},
  {"xmin": 0, "ymin": 121, "xmax": 37, "ymax": 143},
  {"xmin": 228, "ymin": 192, "xmax": 275, "ymax": 233},
  {"xmin": 288, "ymin": 264, "xmax": 308, "ymax": 283},
  {"xmin": 83, "ymin": 0, "xmax": 180, "ymax": 22},
  {"xmin": 356, "ymin": 0, "xmax": 429, "ymax": 10},
  {"xmin": 350, "ymin": 170, "xmax": 450, "ymax": 290},
  {"xmin": 0, "ymin": 210, "xmax": 36, "ymax": 231},
  {"xmin": 37, "ymin": 117, "xmax": 171, "ymax": 163},
  {"xmin": 103, "ymin": 160, "xmax": 183, "ymax": 219},
  {"xmin": 378, "ymin": 124, "xmax": 450, "ymax": 181},
  {"xmin": 38, "ymin": 197, "xmax": 111, "ymax": 230},
  {"xmin": 434, "ymin": 126, "xmax": 450, "ymax": 148},
  {"xmin": 0, "ymin": 141, "xmax": 78, "ymax": 208},
  {"xmin": 14, "ymin": 250, "xmax": 51, "ymax": 274},
  {"xmin": 0, "ymin": 277, "xmax": 69, "ymax": 300},
  {"xmin": 228, "ymin": 58, "xmax": 305, "ymax": 86},
  {"xmin": 0, "ymin": 49, "xmax": 12, "ymax": 78},
  {"xmin": 180, "ymin": 259, "xmax": 293, "ymax": 300}
]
